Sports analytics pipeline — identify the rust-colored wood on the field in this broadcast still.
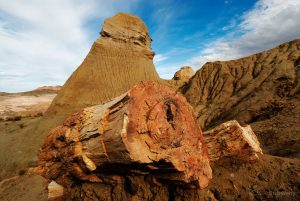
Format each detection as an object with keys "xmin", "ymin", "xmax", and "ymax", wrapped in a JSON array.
[
  {"xmin": 36, "ymin": 81, "xmax": 212, "ymax": 189},
  {"xmin": 204, "ymin": 120, "xmax": 263, "ymax": 162}
]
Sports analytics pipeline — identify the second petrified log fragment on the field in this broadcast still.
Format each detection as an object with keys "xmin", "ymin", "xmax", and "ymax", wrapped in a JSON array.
[
  {"xmin": 36, "ymin": 81, "xmax": 212, "ymax": 189},
  {"xmin": 204, "ymin": 120, "xmax": 263, "ymax": 162}
]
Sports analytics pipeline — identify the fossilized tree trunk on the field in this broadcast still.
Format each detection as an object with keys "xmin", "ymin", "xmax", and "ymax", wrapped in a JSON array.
[
  {"xmin": 36, "ymin": 81, "xmax": 212, "ymax": 190},
  {"xmin": 204, "ymin": 120, "xmax": 263, "ymax": 162}
]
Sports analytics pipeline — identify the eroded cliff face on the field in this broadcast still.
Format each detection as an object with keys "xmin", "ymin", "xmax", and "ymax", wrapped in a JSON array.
[
  {"xmin": 181, "ymin": 39, "xmax": 300, "ymax": 157},
  {"xmin": 46, "ymin": 13, "xmax": 160, "ymax": 119}
]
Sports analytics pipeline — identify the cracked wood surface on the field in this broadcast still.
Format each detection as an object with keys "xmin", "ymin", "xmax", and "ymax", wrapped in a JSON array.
[
  {"xmin": 204, "ymin": 120, "xmax": 263, "ymax": 162},
  {"xmin": 36, "ymin": 81, "xmax": 212, "ymax": 189}
]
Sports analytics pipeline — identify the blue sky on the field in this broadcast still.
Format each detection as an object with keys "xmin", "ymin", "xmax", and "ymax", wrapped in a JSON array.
[{"xmin": 0, "ymin": 0, "xmax": 300, "ymax": 92}]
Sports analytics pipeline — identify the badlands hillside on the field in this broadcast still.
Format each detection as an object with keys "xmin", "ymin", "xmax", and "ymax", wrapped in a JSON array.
[
  {"xmin": 181, "ymin": 39, "xmax": 300, "ymax": 158},
  {"xmin": 0, "ymin": 13, "xmax": 299, "ymax": 201}
]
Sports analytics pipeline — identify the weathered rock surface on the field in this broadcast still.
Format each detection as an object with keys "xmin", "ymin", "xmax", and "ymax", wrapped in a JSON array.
[
  {"xmin": 181, "ymin": 39, "xmax": 300, "ymax": 158},
  {"xmin": 37, "ymin": 81, "xmax": 212, "ymax": 191},
  {"xmin": 204, "ymin": 120, "xmax": 262, "ymax": 162},
  {"xmin": 173, "ymin": 66, "xmax": 195, "ymax": 81},
  {"xmin": 165, "ymin": 66, "xmax": 195, "ymax": 90},
  {"xmin": 46, "ymin": 13, "xmax": 160, "ymax": 120}
]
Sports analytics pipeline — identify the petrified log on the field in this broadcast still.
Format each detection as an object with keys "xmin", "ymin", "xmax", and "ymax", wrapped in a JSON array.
[
  {"xmin": 204, "ymin": 120, "xmax": 263, "ymax": 162},
  {"xmin": 36, "ymin": 81, "xmax": 212, "ymax": 189}
]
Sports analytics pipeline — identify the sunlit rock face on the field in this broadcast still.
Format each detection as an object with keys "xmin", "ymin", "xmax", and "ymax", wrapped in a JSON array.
[{"xmin": 46, "ymin": 13, "xmax": 160, "ymax": 119}]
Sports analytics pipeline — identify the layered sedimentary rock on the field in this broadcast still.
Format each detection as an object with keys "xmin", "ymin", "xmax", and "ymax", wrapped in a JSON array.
[
  {"xmin": 181, "ymin": 39, "xmax": 300, "ymax": 157},
  {"xmin": 46, "ymin": 13, "xmax": 160, "ymax": 119},
  {"xmin": 37, "ymin": 81, "xmax": 212, "ymax": 190}
]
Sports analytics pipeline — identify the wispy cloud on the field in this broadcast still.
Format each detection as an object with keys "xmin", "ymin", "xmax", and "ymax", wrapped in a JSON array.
[
  {"xmin": 0, "ymin": 0, "xmax": 134, "ymax": 92},
  {"xmin": 154, "ymin": 54, "xmax": 168, "ymax": 64},
  {"xmin": 1, "ymin": 0, "xmax": 299, "ymax": 91},
  {"xmin": 188, "ymin": 0, "xmax": 300, "ymax": 68},
  {"xmin": 222, "ymin": 19, "xmax": 237, "ymax": 31}
]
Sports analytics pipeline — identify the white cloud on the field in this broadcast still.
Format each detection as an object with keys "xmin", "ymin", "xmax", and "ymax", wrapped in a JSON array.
[
  {"xmin": 0, "ymin": 0, "xmax": 133, "ymax": 92},
  {"xmin": 1, "ymin": 0, "xmax": 300, "ymax": 91},
  {"xmin": 153, "ymin": 54, "xmax": 168, "ymax": 64},
  {"xmin": 189, "ymin": 0, "xmax": 300, "ymax": 68},
  {"xmin": 222, "ymin": 19, "xmax": 237, "ymax": 31}
]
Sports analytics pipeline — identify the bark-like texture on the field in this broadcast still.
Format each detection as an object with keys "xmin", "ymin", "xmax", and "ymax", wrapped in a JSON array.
[
  {"xmin": 181, "ymin": 39, "xmax": 300, "ymax": 158},
  {"xmin": 204, "ymin": 120, "xmax": 262, "ymax": 162},
  {"xmin": 36, "ymin": 81, "xmax": 212, "ymax": 191}
]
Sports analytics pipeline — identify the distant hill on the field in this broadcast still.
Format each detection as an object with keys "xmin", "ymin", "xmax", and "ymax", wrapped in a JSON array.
[{"xmin": 0, "ymin": 86, "xmax": 61, "ymax": 120}]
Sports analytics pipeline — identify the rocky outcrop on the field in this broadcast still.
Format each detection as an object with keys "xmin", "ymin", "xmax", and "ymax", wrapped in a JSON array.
[
  {"xmin": 181, "ymin": 39, "xmax": 300, "ymax": 158},
  {"xmin": 165, "ymin": 66, "xmax": 195, "ymax": 90},
  {"xmin": 173, "ymin": 66, "xmax": 195, "ymax": 81},
  {"xmin": 46, "ymin": 13, "xmax": 160, "ymax": 120}
]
